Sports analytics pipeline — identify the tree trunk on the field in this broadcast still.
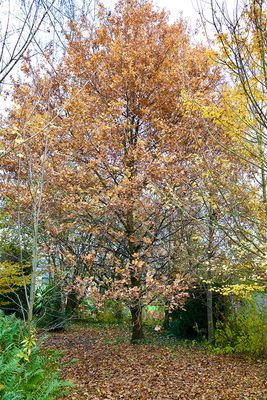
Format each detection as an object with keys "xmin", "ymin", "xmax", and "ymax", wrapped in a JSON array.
[
  {"xmin": 206, "ymin": 201, "xmax": 215, "ymax": 344},
  {"xmin": 28, "ymin": 208, "xmax": 38, "ymax": 327},
  {"xmin": 130, "ymin": 305, "xmax": 144, "ymax": 343},
  {"xmin": 207, "ymin": 285, "xmax": 214, "ymax": 344},
  {"xmin": 66, "ymin": 291, "xmax": 79, "ymax": 316},
  {"xmin": 162, "ymin": 309, "xmax": 170, "ymax": 330}
]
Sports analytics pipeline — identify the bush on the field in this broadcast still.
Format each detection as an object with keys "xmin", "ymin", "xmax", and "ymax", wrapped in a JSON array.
[
  {"xmin": 0, "ymin": 231, "xmax": 31, "ymax": 318},
  {"xmin": 0, "ymin": 311, "xmax": 70, "ymax": 399},
  {"xmin": 34, "ymin": 284, "xmax": 66, "ymax": 330},
  {"xmin": 169, "ymin": 287, "xmax": 230, "ymax": 340},
  {"xmin": 95, "ymin": 300, "xmax": 128, "ymax": 324},
  {"xmin": 213, "ymin": 299, "xmax": 267, "ymax": 358},
  {"xmin": 77, "ymin": 299, "xmax": 129, "ymax": 324}
]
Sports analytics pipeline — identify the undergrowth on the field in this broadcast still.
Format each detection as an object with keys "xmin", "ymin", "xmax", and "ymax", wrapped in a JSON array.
[
  {"xmin": 0, "ymin": 311, "xmax": 71, "ymax": 400},
  {"xmin": 211, "ymin": 300, "xmax": 267, "ymax": 359}
]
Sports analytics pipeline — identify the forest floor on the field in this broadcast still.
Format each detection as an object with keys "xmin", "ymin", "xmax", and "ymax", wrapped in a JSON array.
[{"xmin": 47, "ymin": 324, "xmax": 267, "ymax": 400}]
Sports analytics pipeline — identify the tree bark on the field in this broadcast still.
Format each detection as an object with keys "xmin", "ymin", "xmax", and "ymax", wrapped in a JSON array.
[
  {"xmin": 162, "ymin": 309, "xmax": 170, "ymax": 330},
  {"xmin": 206, "ymin": 201, "xmax": 215, "ymax": 344},
  {"xmin": 66, "ymin": 291, "xmax": 79, "ymax": 315},
  {"xmin": 207, "ymin": 284, "xmax": 214, "ymax": 344},
  {"xmin": 130, "ymin": 305, "xmax": 144, "ymax": 343},
  {"xmin": 28, "ymin": 203, "xmax": 38, "ymax": 327}
]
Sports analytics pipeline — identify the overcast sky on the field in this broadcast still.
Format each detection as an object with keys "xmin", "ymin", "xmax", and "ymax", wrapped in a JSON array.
[
  {"xmin": 101, "ymin": 0, "xmax": 239, "ymax": 32},
  {"xmin": 145, "ymin": 0, "xmax": 198, "ymax": 20},
  {"xmin": 101, "ymin": 0, "xmax": 197, "ymax": 21}
]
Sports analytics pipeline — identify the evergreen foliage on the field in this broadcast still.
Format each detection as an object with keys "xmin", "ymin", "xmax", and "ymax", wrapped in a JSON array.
[{"xmin": 169, "ymin": 288, "xmax": 230, "ymax": 340}]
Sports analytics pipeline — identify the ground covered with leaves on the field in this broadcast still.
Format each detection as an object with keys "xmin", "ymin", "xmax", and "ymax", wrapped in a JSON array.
[{"xmin": 47, "ymin": 325, "xmax": 267, "ymax": 400}]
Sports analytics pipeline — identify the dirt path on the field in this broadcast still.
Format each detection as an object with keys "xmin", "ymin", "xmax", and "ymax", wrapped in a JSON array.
[{"xmin": 47, "ymin": 325, "xmax": 266, "ymax": 400}]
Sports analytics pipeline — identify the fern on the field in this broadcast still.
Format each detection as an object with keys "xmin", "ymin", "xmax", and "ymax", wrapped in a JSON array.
[{"xmin": 0, "ymin": 311, "xmax": 72, "ymax": 400}]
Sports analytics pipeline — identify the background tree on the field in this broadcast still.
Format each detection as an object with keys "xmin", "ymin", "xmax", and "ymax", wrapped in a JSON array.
[
  {"xmin": 0, "ymin": 0, "xmax": 96, "ymax": 87},
  {"xmin": 197, "ymin": 0, "xmax": 267, "ymax": 287},
  {"xmin": 0, "ymin": 0, "xmax": 97, "ymax": 327}
]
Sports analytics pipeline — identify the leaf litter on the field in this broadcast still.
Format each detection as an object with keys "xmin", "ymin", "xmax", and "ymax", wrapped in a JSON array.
[{"xmin": 46, "ymin": 325, "xmax": 267, "ymax": 400}]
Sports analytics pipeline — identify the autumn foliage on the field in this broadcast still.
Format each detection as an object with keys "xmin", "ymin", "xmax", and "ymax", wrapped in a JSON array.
[
  {"xmin": 1, "ymin": 3, "xmax": 267, "ymax": 400},
  {"xmin": 52, "ymin": 0, "xmax": 223, "ymax": 340},
  {"xmin": 0, "ymin": 0, "xmax": 222, "ymax": 339},
  {"xmin": 1, "ymin": 0, "xmax": 266, "ymax": 344}
]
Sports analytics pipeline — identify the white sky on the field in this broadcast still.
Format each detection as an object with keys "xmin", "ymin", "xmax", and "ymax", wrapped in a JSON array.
[
  {"xmin": 143, "ymin": 0, "xmax": 198, "ymax": 21},
  {"xmin": 101, "ymin": 0, "xmax": 198, "ymax": 22},
  {"xmin": 101, "ymin": 0, "xmax": 238, "ymax": 26}
]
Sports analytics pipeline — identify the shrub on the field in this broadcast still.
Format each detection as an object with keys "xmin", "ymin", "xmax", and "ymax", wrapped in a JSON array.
[
  {"xmin": 34, "ymin": 284, "xmax": 66, "ymax": 330},
  {"xmin": 77, "ymin": 299, "xmax": 129, "ymax": 324},
  {"xmin": 213, "ymin": 299, "xmax": 267, "ymax": 358},
  {"xmin": 143, "ymin": 305, "xmax": 165, "ymax": 327},
  {"xmin": 169, "ymin": 287, "xmax": 230, "ymax": 340},
  {"xmin": 94, "ymin": 300, "xmax": 128, "ymax": 324},
  {"xmin": 0, "ymin": 230, "xmax": 31, "ymax": 318},
  {"xmin": 0, "ymin": 311, "xmax": 70, "ymax": 399}
]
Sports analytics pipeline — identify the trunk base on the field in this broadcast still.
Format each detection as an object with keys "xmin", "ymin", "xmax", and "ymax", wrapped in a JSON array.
[
  {"xmin": 130, "ymin": 305, "xmax": 144, "ymax": 343},
  {"xmin": 131, "ymin": 331, "xmax": 145, "ymax": 344}
]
